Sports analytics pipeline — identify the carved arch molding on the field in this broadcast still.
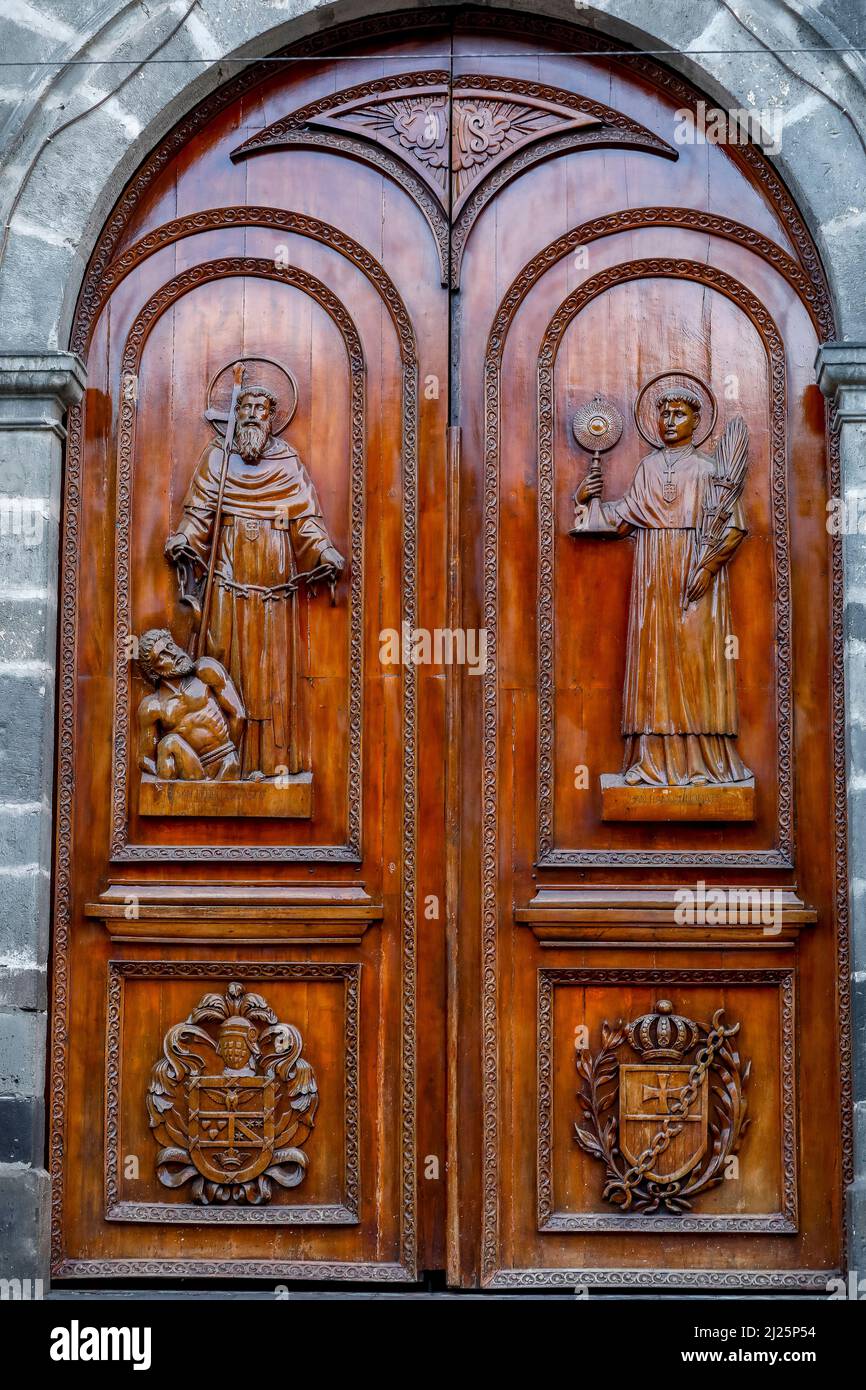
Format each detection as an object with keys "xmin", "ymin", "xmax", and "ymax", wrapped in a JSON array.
[{"xmin": 51, "ymin": 6, "xmax": 847, "ymax": 1291}]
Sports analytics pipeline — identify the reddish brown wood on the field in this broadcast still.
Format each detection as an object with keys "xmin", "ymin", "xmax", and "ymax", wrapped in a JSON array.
[{"xmin": 50, "ymin": 9, "xmax": 847, "ymax": 1291}]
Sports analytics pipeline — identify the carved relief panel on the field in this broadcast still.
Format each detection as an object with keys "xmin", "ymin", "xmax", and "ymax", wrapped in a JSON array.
[
  {"xmin": 537, "ymin": 971, "xmax": 797, "ymax": 1236},
  {"xmin": 107, "ymin": 964, "xmax": 360, "ymax": 1226},
  {"xmin": 113, "ymin": 268, "xmax": 365, "ymax": 857},
  {"xmin": 535, "ymin": 274, "xmax": 791, "ymax": 866}
]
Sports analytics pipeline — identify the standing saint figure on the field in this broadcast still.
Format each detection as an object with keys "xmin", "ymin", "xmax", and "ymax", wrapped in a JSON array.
[
  {"xmin": 165, "ymin": 382, "xmax": 344, "ymax": 778},
  {"xmin": 575, "ymin": 390, "xmax": 749, "ymax": 787}
]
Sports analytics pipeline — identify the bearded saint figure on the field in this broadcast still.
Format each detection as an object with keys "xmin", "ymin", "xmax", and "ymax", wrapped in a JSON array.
[
  {"xmin": 576, "ymin": 390, "xmax": 749, "ymax": 788},
  {"xmin": 165, "ymin": 383, "xmax": 344, "ymax": 779}
]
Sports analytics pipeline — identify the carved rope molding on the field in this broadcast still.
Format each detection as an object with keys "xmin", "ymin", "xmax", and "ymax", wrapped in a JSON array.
[
  {"xmin": 484, "ymin": 208, "xmax": 833, "ymax": 350},
  {"xmin": 73, "ymin": 209, "xmax": 419, "ymax": 366},
  {"xmin": 110, "ymin": 258, "xmax": 365, "ymax": 863},
  {"xmin": 536, "ymin": 967, "xmax": 797, "ymax": 1235},
  {"xmin": 235, "ymin": 131, "xmax": 451, "ymax": 286},
  {"xmin": 828, "ymin": 425, "xmax": 853, "ymax": 1199},
  {"xmin": 104, "ymin": 961, "xmax": 360, "ymax": 1226},
  {"xmin": 536, "ymin": 258, "xmax": 792, "ymax": 869}
]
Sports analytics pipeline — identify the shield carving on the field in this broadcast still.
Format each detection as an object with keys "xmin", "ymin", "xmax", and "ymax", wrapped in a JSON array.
[
  {"xmin": 187, "ymin": 1074, "xmax": 277, "ymax": 1185},
  {"xmin": 619, "ymin": 1064, "xmax": 708, "ymax": 1182}
]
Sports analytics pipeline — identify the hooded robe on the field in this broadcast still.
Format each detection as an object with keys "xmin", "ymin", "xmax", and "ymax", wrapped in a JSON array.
[{"xmin": 176, "ymin": 437, "xmax": 334, "ymax": 777}]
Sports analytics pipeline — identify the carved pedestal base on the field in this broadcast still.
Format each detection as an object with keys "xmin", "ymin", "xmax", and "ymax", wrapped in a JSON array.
[
  {"xmin": 600, "ymin": 774, "xmax": 755, "ymax": 822},
  {"xmin": 139, "ymin": 772, "xmax": 313, "ymax": 818}
]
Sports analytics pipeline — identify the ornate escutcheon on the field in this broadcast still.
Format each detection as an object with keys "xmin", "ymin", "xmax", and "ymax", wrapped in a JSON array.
[
  {"xmin": 146, "ymin": 981, "xmax": 318, "ymax": 1206},
  {"xmin": 574, "ymin": 999, "xmax": 751, "ymax": 1214}
]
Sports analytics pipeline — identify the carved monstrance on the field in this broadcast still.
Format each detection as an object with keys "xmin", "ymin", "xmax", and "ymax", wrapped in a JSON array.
[
  {"xmin": 136, "ymin": 357, "xmax": 344, "ymax": 818},
  {"xmin": 570, "ymin": 372, "xmax": 754, "ymax": 822}
]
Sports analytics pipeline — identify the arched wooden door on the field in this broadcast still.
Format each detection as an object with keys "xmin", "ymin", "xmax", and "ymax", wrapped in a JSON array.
[{"xmin": 52, "ymin": 8, "xmax": 848, "ymax": 1290}]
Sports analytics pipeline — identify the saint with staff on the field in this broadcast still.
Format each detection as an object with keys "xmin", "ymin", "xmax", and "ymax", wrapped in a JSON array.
[{"xmin": 165, "ymin": 357, "xmax": 344, "ymax": 780}]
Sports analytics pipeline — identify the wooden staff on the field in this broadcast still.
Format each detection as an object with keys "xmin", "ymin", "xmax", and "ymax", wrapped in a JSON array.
[{"xmin": 196, "ymin": 362, "xmax": 246, "ymax": 660}]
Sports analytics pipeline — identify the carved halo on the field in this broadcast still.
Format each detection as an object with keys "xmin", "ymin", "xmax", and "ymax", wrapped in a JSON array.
[
  {"xmin": 634, "ymin": 371, "xmax": 717, "ymax": 450},
  {"xmin": 206, "ymin": 356, "xmax": 299, "ymax": 437}
]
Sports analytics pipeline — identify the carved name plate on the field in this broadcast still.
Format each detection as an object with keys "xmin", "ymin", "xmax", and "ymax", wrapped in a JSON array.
[
  {"xmin": 138, "ymin": 771, "xmax": 312, "ymax": 818},
  {"xmin": 601, "ymin": 774, "xmax": 756, "ymax": 822}
]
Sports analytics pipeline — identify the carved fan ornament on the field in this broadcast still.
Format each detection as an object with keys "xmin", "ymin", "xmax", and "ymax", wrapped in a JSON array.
[
  {"xmin": 574, "ymin": 1000, "xmax": 751, "ymax": 1214},
  {"xmin": 146, "ymin": 981, "xmax": 318, "ymax": 1206},
  {"xmin": 231, "ymin": 74, "xmax": 675, "ymax": 224}
]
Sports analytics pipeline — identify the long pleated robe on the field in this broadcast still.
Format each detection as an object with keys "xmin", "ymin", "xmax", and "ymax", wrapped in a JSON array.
[
  {"xmin": 176, "ymin": 438, "xmax": 335, "ymax": 776},
  {"xmin": 588, "ymin": 443, "xmax": 749, "ymax": 786}
]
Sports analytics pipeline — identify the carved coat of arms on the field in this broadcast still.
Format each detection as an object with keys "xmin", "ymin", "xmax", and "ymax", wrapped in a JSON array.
[
  {"xmin": 146, "ymin": 981, "xmax": 317, "ymax": 1206},
  {"xmin": 574, "ymin": 999, "xmax": 750, "ymax": 1214}
]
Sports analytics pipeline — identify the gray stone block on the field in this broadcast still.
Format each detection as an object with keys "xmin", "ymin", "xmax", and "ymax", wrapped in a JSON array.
[
  {"xmin": 0, "ymin": 965, "xmax": 46, "ymax": 1012},
  {"xmin": 0, "ymin": 1095, "xmax": 44, "ymax": 1166},
  {"xmin": 0, "ymin": 1165, "xmax": 49, "ymax": 1282},
  {"xmin": 0, "ymin": 513, "xmax": 58, "ymax": 593},
  {"xmin": 0, "ymin": 1008, "xmax": 46, "ymax": 1097},
  {"xmin": 0, "ymin": 670, "xmax": 56, "ymax": 802},
  {"xmin": 0, "ymin": 868, "xmax": 51, "ymax": 965},
  {"xmin": 0, "ymin": 431, "xmax": 61, "ymax": 494},
  {"xmin": 0, "ymin": 802, "xmax": 51, "ymax": 869},
  {"xmin": 0, "ymin": 593, "xmax": 53, "ymax": 664}
]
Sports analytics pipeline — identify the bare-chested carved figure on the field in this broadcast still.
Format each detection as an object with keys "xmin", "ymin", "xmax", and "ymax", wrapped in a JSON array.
[{"xmin": 136, "ymin": 628, "xmax": 245, "ymax": 782}]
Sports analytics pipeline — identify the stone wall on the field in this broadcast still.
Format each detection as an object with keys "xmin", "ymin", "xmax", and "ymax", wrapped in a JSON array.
[{"xmin": 1, "ymin": 0, "xmax": 865, "ymax": 1286}]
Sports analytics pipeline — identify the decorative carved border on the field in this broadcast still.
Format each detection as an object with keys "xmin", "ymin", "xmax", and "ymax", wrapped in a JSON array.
[
  {"xmin": 485, "ymin": 208, "xmax": 832, "ymax": 350},
  {"xmin": 77, "ymin": 209, "xmax": 421, "ymax": 366},
  {"xmin": 449, "ymin": 78, "xmax": 677, "ymax": 285},
  {"xmin": 55, "ymin": 1258, "xmax": 414, "ymax": 1282},
  {"xmin": 232, "ymin": 70, "xmax": 451, "ymax": 155},
  {"xmin": 234, "ymin": 129, "xmax": 450, "ymax": 287},
  {"xmin": 230, "ymin": 68, "xmax": 676, "ymax": 289},
  {"xmin": 487, "ymin": 1268, "xmax": 837, "ymax": 1291},
  {"xmin": 537, "ymin": 966, "xmax": 797, "ymax": 1235},
  {"xmin": 105, "ymin": 960, "xmax": 360, "ymax": 1226},
  {"xmin": 828, "ymin": 424, "xmax": 854, "ymax": 1223},
  {"xmin": 536, "ymin": 258, "xmax": 792, "ymax": 867},
  {"xmin": 109, "ymin": 258, "xmax": 364, "ymax": 862}
]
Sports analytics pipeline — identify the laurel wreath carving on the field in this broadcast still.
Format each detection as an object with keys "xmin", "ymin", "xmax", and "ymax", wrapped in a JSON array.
[{"xmin": 574, "ymin": 1013, "xmax": 751, "ymax": 1214}]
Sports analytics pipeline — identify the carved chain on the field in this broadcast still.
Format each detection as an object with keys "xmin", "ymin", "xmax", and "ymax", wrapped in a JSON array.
[{"xmin": 613, "ymin": 1011, "xmax": 736, "ymax": 1201}]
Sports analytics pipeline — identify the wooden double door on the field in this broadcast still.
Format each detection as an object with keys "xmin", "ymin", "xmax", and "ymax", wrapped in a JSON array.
[{"xmin": 51, "ymin": 9, "xmax": 848, "ymax": 1289}]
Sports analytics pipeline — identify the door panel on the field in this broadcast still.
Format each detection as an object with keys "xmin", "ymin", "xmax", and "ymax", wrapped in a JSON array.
[
  {"xmin": 53, "ymin": 25, "xmax": 451, "ymax": 1280},
  {"xmin": 51, "ymin": 9, "xmax": 847, "ymax": 1290},
  {"xmin": 451, "ymin": 15, "xmax": 844, "ymax": 1289}
]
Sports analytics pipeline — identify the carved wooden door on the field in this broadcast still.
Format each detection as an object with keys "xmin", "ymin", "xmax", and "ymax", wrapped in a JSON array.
[
  {"xmin": 447, "ymin": 15, "xmax": 846, "ymax": 1292},
  {"xmin": 52, "ymin": 10, "xmax": 848, "ymax": 1291}
]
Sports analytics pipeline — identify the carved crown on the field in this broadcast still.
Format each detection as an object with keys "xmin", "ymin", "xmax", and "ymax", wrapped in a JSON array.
[{"xmin": 626, "ymin": 999, "xmax": 699, "ymax": 1061}]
